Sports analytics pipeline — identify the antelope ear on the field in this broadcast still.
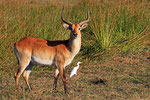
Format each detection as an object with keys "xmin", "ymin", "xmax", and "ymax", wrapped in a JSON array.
[
  {"xmin": 63, "ymin": 24, "xmax": 72, "ymax": 30},
  {"xmin": 80, "ymin": 23, "xmax": 88, "ymax": 30}
]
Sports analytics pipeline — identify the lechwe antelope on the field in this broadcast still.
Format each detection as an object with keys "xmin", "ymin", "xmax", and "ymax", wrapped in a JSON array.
[{"xmin": 14, "ymin": 8, "xmax": 89, "ymax": 93}]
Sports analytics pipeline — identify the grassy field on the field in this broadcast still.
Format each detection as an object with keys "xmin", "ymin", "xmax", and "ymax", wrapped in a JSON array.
[{"xmin": 0, "ymin": 0, "xmax": 150, "ymax": 99}]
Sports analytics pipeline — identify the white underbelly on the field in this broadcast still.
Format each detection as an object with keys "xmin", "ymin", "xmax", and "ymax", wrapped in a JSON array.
[{"xmin": 31, "ymin": 56, "xmax": 55, "ymax": 66}]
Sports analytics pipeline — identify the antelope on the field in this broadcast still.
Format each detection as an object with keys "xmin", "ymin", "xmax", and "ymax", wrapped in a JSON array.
[{"xmin": 14, "ymin": 8, "xmax": 89, "ymax": 93}]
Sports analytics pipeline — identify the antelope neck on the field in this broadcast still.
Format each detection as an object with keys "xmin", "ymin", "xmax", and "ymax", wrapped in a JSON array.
[{"xmin": 68, "ymin": 35, "xmax": 81, "ymax": 54}]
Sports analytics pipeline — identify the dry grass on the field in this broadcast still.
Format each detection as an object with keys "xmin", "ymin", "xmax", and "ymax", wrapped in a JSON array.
[{"xmin": 0, "ymin": 47, "xmax": 150, "ymax": 99}]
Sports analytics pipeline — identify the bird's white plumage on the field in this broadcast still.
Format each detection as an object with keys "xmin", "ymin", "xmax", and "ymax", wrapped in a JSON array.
[{"xmin": 70, "ymin": 62, "xmax": 82, "ymax": 78}]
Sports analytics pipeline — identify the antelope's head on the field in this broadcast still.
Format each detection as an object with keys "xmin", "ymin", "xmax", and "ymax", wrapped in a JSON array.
[{"xmin": 61, "ymin": 8, "xmax": 90, "ymax": 39}]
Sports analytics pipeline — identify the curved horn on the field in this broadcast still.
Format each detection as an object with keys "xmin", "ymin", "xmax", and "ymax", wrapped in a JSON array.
[
  {"xmin": 79, "ymin": 10, "xmax": 90, "ymax": 25},
  {"xmin": 61, "ymin": 7, "xmax": 72, "ymax": 25}
]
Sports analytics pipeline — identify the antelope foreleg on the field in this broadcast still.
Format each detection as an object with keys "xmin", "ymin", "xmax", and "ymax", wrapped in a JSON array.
[{"xmin": 59, "ymin": 67, "xmax": 67, "ymax": 93}]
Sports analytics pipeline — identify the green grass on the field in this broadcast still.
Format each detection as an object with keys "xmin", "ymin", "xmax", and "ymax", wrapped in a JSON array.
[{"xmin": 0, "ymin": 0, "xmax": 150, "ymax": 99}]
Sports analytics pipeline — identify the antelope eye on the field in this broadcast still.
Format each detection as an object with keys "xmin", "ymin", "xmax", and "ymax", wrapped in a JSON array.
[{"xmin": 78, "ymin": 28, "xmax": 81, "ymax": 30}]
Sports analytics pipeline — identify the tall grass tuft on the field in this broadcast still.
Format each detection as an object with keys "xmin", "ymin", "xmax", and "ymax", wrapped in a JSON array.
[{"xmin": 82, "ymin": 0, "xmax": 150, "ymax": 52}]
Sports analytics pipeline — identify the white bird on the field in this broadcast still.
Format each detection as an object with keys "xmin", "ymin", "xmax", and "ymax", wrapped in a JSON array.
[{"xmin": 70, "ymin": 62, "xmax": 82, "ymax": 78}]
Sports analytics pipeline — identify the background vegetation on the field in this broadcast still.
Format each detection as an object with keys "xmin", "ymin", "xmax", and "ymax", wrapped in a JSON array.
[{"xmin": 0, "ymin": 0, "xmax": 149, "ymax": 99}]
